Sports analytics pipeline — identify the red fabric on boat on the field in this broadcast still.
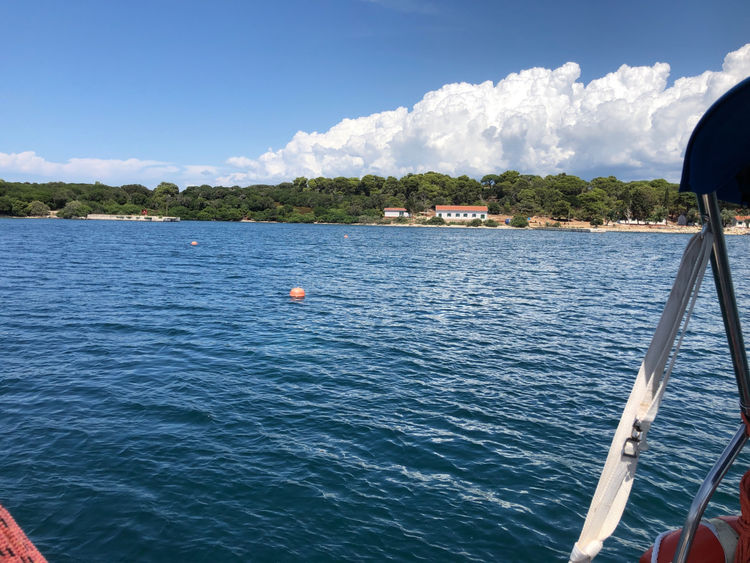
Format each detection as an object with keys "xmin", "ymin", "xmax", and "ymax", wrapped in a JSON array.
[
  {"xmin": 0, "ymin": 504, "xmax": 46, "ymax": 562},
  {"xmin": 639, "ymin": 523, "xmax": 726, "ymax": 563},
  {"xmin": 734, "ymin": 469, "xmax": 750, "ymax": 563}
]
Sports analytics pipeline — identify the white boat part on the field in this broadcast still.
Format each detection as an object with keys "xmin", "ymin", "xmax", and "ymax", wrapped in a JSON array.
[{"xmin": 570, "ymin": 228, "xmax": 714, "ymax": 562}]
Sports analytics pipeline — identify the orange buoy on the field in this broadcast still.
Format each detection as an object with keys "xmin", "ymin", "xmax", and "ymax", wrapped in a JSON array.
[
  {"xmin": 344, "ymin": 234, "xmax": 349, "ymax": 238},
  {"xmin": 639, "ymin": 516, "xmax": 741, "ymax": 562},
  {"xmin": 190, "ymin": 241, "xmax": 198, "ymax": 246},
  {"xmin": 290, "ymin": 287, "xmax": 305, "ymax": 299}
]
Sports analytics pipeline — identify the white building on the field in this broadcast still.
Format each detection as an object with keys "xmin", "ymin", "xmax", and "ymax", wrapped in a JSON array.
[
  {"xmin": 435, "ymin": 205, "xmax": 488, "ymax": 220},
  {"xmin": 384, "ymin": 207, "xmax": 410, "ymax": 218}
]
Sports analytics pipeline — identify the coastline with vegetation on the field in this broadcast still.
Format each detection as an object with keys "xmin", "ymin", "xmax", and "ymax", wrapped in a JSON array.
[{"xmin": 1, "ymin": 171, "xmax": 747, "ymax": 232}]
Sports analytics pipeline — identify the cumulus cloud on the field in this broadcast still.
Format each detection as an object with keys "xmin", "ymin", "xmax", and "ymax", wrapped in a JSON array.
[
  {"xmin": 220, "ymin": 43, "xmax": 750, "ymax": 185},
  {"xmin": 3, "ymin": 44, "xmax": 749, "ymax": 188}
]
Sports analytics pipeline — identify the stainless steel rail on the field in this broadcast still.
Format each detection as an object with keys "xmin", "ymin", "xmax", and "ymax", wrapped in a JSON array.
[
  {"xmin": 673, "ymin": 425, "xmax": 748, "ymax": 562},
  {"xmin": 673, "ymin": 191, "xmax": 750, "ymax": 562},
  {"xmin": 700, "ymin": 192, "xmax": 750, "ymax": 408}
]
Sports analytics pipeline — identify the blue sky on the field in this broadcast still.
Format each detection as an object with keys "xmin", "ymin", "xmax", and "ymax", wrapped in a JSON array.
[{"xmin": 1, "ymin": 0, "xmax": 749, "ymax": 187}]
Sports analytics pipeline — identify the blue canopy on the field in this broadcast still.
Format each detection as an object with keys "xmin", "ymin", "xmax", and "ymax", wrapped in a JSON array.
[{"xmin": 680, "ymin": 76, "xmax": 750, "ymax": 205}]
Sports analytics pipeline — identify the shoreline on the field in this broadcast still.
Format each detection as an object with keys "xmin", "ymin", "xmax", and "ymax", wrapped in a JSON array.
[{"xmin": 6, "ymin": 214, "xmax": 748, "ymax": 235}]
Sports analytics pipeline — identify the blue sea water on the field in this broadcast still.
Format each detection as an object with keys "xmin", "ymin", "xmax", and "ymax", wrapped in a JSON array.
[{"xmin": 2, "ymin": 218, "xmax": 750, "ymax": 562}]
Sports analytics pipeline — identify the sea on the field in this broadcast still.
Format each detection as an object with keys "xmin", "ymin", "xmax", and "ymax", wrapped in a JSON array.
[{"xmin": 2, "ymin": 218, "xmax": 750, "ymax": 562}]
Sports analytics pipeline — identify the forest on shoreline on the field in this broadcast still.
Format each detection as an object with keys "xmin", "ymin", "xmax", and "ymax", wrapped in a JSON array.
[{"xmin": 0, "ymin": 171, "xmax": 741, "ymax": 225}]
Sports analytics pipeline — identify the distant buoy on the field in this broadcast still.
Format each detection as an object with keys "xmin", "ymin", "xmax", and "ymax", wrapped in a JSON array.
[
  {"xmin": 290, "ymin": 287, "xmax": 305, "ymax": 299},
  {"xmin": 344, "ymin": 234, "xmax": 348, "ymax": 238},
  {"xmin": 191, "ymin": 241, "xmax": 198, "ymax": 246}
]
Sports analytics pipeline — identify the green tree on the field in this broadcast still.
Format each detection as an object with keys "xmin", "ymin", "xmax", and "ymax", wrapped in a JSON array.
[
  {"xmin": 26, "ymin": 200, "xmax": 50, "ymax": 216},
  {"xmin": 498, "ymin": 170, "xmax": 520, "ymax": 184},
  {"xmin": 517, "ymin": 188, "xmax": 539, "ymax": 215},
  {"xmin": 121, "ymin": 184, "xmax": 152, "ymax": 206},
  {"xmin": 153, "ymin": 182, "xmax": 179, "ymax": 214},
  {"xmin": 0, "ymin": 173, "xmax": 700, "ymax": 227},
  {"xmin": 547, "ymin": 173, "xmax": 588, "ymax": 207},
  {"xmin": 537, "ymin": 187, "xmax": 564, "ymax": 215},
  {"xmin": 721, "ymin": 208, "xmax": 737, "ymax": 227},
  {"xmin": 628, "ymin": 185, "xmax": 656, "ymax": 223},
  {"xmin": 0, "ymin": 195, "xmax": 15, "ymax": 215},
  {"xmin": 510, "ymin": 215, "xmax": 528, "ymax": 228},
  {"xmin": 11, "ymin": 199, "xmax": 28, "ymax": 216},
  {"xmin": 358, "ymin": 175, "xmax": 384, "ymax": 196},
  {"xmin": 481, "ymin": 174, "xmax": 501, "ymax": 188},
  {"xmin": 405, "ymin": 195, "xmax": 425, "ymax": 216},
  {"xmin": 589, "ymin": 176, "xmax": 625, "ymax": 198},
  {"xmin": 549, "ymin": 199, "xmax": 571, "ymax": 220},
  {"xmin": 577, "ymin": 188, "xmax": 611, "ymax": 222},
  {"xmin": 648, "ymin": 205, "xmax": 668, "ymax": 223},
  {"xmin": 292, "ymin": 177, "xmax": 308, "ymax": 191},
  {"xmin": 51, "ymin": 187, "xmax": 74, "ymax": 209},
  {"xmin": 58, "ymin": 200, "xmax": 91, "ymax": 218}
]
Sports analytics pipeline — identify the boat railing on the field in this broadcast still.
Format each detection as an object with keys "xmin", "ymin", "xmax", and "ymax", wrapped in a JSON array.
[{"xmin": 673, "ymin": 191, "xmax": 750, "ymax": 562}]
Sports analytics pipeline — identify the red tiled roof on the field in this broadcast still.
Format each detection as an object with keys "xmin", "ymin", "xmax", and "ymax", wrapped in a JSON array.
[
  {"xmin": 384, "ymin": 208, "xmax": 407, "ymax": 211},
  {"xmin": 435, "ymin": 205, "xmax": 488, "ymax": 212}
]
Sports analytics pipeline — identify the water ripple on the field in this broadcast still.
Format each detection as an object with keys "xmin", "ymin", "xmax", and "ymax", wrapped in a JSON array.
[{"xmin": 2, "ymin": 219, "xmax": 750, "ymax": 561}]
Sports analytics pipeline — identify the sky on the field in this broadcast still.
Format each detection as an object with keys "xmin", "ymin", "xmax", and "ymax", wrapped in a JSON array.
[{"xmin": 1, "ymin": 0, "xmax": 749, "ymax": 188}]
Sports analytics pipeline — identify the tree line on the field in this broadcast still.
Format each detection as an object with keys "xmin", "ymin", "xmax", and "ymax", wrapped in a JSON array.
[{"xmin": 0, "ymin": 171, "xmax": 737, "ymax": 224}]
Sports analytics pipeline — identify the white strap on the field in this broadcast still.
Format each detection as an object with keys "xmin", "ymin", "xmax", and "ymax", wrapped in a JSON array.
[
  {"xmin": 570, "ymin": 230, "xmax": 713, "ymax": 562},
  {"xmin": 707, "ymin": 518, "xmax": 739, "ymax": 563},
  {"xmin": 650, "ymin": 528, "xmax": 671, "ymax": 563}
]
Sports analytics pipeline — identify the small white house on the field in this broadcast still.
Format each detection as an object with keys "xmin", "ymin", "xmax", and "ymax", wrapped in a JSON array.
[
  {"xmin": 384, "ymin": 207, "xmax": 410, "ymax": 218},
  {"xmin": 435, "ymin": 205, "xmax": 488, "ymax": 220}
]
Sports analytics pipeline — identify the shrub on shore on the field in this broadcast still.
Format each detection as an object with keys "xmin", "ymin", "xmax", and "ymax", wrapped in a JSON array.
[
  {"xmin": 468, "ymin": 218, "xmax": 483, "ymax": 227},
  {"xmin": 484, "ymin": 219, "xmax": 498, "ymax": 227},
  {"xmin": 426, "ymin": 216, "xmax": 445, "ymax": 225},
  {"xmin": 510, "ymin": 215, "xmax": 528, "ymax": 228},
  {"xmin": 26, "ymin": 200, "xmax": 50, "ymax": 217},
  {"xmin": 58, "ymin": 200, "xmax": 91, "ymax": 218},
  {"xmin": 287, "ymin": 213, "xmax": 315, "ymax": 223}
]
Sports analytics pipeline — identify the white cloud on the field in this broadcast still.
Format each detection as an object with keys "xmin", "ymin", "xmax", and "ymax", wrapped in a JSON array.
[
  {"xmin": 3, "ymin": 44, "xmax": 749, "ymax": 188},
  {"xmin": 0, "ymin": 152, "xmax": 215, "ymax": 188},
  {"xmin": 0, "ymin": 151, "xmax": 176, "ymax": 179},
  {"xmin": 220, "ymin": 43, "xmax": 750, "ymax": 185}
]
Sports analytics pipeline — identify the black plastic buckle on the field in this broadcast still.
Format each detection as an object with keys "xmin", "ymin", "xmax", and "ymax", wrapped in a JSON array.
[{"xmin": 623, "ymin": 420, "xmax": 643, "ymax": 459}]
